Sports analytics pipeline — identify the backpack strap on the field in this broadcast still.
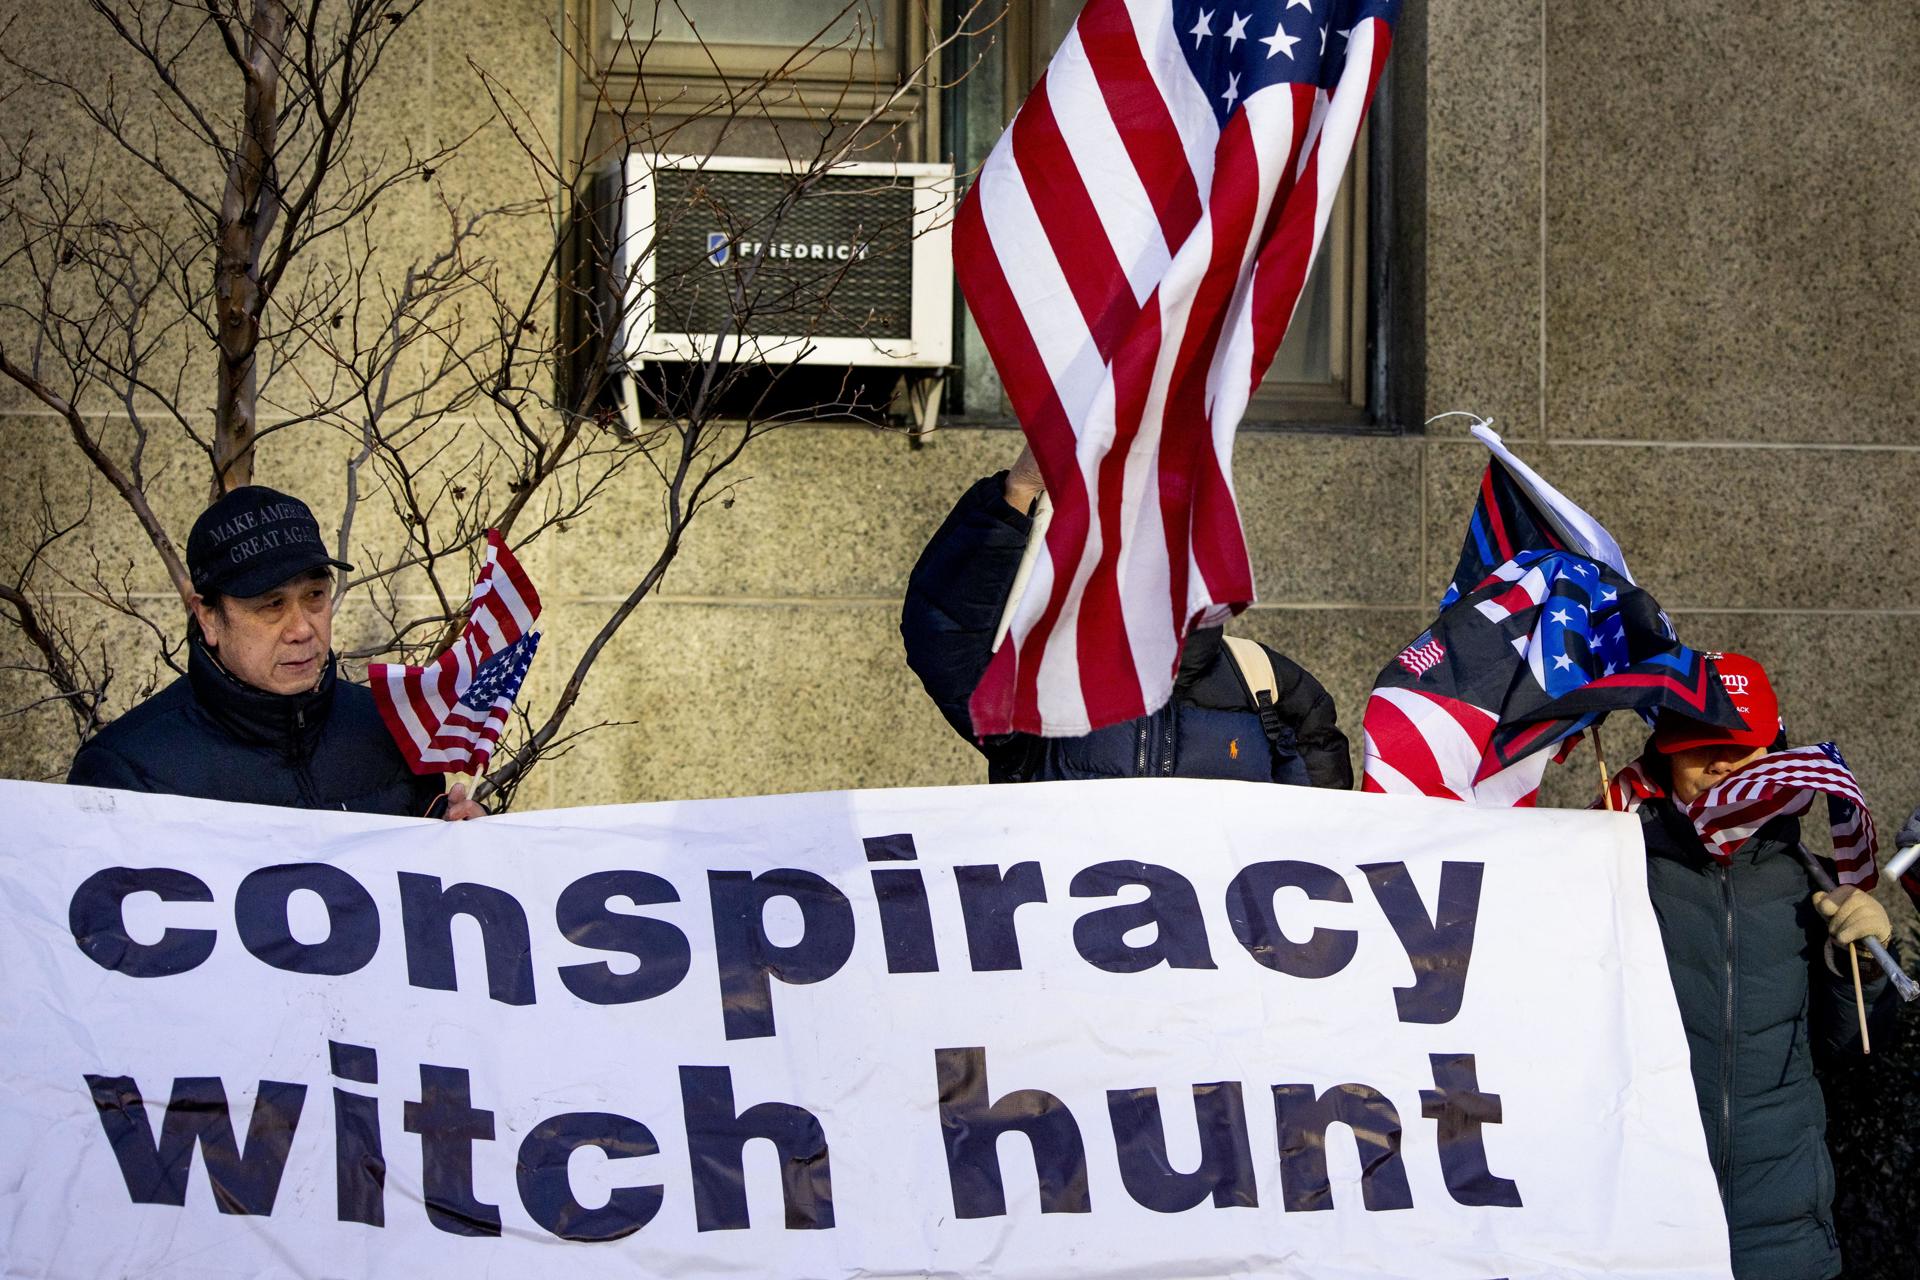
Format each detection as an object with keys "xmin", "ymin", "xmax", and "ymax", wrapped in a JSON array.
[{"xmin": 1221, "ymin": 635, "xmax": 1291, "ymax": 755}]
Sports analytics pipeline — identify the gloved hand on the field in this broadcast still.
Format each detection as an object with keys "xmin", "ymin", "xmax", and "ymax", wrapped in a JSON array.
[{"xmin": 1813, "ymin": 886, "xmax": 1892, "ymax": 947}]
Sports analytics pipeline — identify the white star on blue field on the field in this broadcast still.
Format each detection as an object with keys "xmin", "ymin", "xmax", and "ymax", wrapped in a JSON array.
[{"xmin": 1172, "ymin": 0, "xmax": 1399, "ymax": 124}]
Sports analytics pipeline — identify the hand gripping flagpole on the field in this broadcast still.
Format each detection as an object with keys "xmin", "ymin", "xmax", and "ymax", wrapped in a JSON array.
[{"xmin": 1795, "ymin": 844, "xmax": 1920, "ymax": 1003}]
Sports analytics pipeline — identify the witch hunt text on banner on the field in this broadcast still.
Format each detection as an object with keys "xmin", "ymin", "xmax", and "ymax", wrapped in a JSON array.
[{"xmin": 0, "ymin": 778, "xmax": 1731, "ymax": 1278}]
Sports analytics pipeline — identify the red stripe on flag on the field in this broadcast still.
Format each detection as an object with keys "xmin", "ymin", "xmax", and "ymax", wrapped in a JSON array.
[
  {"xmin": 1485, "ymin": 580, "xmax": 1536, "ymax": 619},
  {"xmin": 1362, "ymin": 694, "xmax": 1459, "ymax": 800},
  {"xmin": 1702, "ymin": 792, "xmax": 1807, "ymax": 844},
  {"xmin": 1161, "ymin": 111, "xmax": 1263, "ymax": 625},
  {"xmin": 1011, "ymin": 72, "xmax": 1142, "ymax": 363},
  {"xmin": 1430, "ymin": 692, "xmax": 1499, "ymax": 749},
  {"xmin": 1246, "ymin": 84, "xmax": 1321, "ymax": 390},
  {"xmin": 1480, "ymin": 468, "xmax": 1515, "ymax": 563},
  {"xmin": 1074, "ymin": 299, "xmax": 1163, "ymax": 727},
  {"xmin": 370, "ymin": 668, "xmax": 423, "ymax": 763},
  {"xmin": 954, "ymin": 192, "xmax": 1097, "ymax": 735},
  {"xmin": 1482, "ymin": 717, "xmax": 1559, "ymax": 780},
  {"xmin": 405, "ymin": 654, "xmax": 453, "ymax": 753},
  {"xmin": 433, "ymin": 641, "xmax": 463, "ymax": 732},
  {"xmin": 1076, "ymin": 1, "xmax": 1204, "ymax": 251}
]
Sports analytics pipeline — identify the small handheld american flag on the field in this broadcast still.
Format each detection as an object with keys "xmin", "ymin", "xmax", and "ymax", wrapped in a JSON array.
[
  {"xmin": 370, "ymin": 529, "xmax": 542, "ymax": 775},
  {"xmin": 1691, "ymin": 743, "xmax": 1878, "ymax": 889},
  {"xmin": 1607, "ymin": 743, "xmax": 1878, "ymax": 892}
]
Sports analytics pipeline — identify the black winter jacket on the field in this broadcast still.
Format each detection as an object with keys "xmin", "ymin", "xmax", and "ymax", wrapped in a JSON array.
[
  {"xmin": 68, "ymin": 638, "xmax": 443, "ymax": 817},
  {"xmin": 902, "ymin": 474, "xmax": 1352, "ymax": 788},
  {"xmin": 1639, "ymin": 781, "xmax": 1890, "ymax": 1280}
]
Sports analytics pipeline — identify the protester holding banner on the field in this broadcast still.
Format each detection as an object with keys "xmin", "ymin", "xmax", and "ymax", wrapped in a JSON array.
[
  {"xmin": 902, "ymin": 452, "xmax": 1351, "ymax": 788},
  {"xmin": 1611, "ymin": 653, "xmax": 1893, "ymax": 1280},
  {"xmin": 66, "ymin": 486, "xmax": 480, "ymax": 819}
]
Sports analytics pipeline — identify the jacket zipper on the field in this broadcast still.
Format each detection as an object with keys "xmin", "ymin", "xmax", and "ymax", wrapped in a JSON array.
[
  {"xmin": 1135, "ymin": 718, "xmax": 1150, "ymax": 776},
  {"xmin": 293, "ymin": 709, "xmax": 319, "ymax": 808},
  {"xmin": 1717, "ymin": 860, "xmax": 1735, "ymax": 1190},
  {"xmin": 1159, "ymin": 701, "xmax": 1177, "ymax": 776}
]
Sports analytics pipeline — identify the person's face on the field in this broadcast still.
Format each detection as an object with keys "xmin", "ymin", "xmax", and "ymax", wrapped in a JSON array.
[
  {"xmin": 1667, "ymin": 742, "xmax": 1768, "ymax": 804},
  {"xmin": 191, "ymin": 569, "xmax": 334, "ymax": 695}
]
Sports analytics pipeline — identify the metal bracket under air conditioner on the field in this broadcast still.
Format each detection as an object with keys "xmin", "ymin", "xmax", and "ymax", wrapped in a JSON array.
[{"xmin": 898, "ymin": 368, "xmax": 947, "ymax": 448}]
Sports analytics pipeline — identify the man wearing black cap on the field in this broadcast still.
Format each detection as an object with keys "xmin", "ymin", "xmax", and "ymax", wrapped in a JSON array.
[{"xmin": 68, "ymin": 486, "xmax": 481, "ymax": 818}]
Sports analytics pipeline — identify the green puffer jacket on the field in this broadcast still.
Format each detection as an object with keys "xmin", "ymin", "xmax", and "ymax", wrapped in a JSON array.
[{"xmin": 1639, "ymin": 793, "xmax": 1886, "ymax": 1280}]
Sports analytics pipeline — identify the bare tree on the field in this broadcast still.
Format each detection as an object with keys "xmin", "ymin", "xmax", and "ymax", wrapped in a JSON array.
[{"xmin": 0, "ymin": 1, "xmax": 997, "ymax": 801}]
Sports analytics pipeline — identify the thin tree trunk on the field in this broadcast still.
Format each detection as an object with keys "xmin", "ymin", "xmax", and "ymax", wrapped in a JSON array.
[{"xmin": 211, "ymin": 0, "xmax": 289, "ymax": 495}]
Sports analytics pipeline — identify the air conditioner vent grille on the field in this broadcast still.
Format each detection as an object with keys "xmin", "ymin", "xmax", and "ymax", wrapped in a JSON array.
[{"xmin": 651, "ymin": 169, "xmax": 917, "ymax": 341}]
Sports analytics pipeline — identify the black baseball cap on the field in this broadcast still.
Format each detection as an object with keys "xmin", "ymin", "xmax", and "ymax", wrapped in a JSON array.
[{"xmin": 187, "ymin": 486, "xmax": 353, "ymax": 598}]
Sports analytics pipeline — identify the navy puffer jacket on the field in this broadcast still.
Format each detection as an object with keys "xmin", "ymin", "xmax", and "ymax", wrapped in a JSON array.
[
  {"xmin": 1638, "ymin": 768, "xmax": 1891, "ymax": 1280},
  {"xmin": 901, "ymin": 473, "xmax": 1352, "ymax": 788},
  {"xmin": 68, "ymin": 637, "xmax": 443, "ymax": 817}
]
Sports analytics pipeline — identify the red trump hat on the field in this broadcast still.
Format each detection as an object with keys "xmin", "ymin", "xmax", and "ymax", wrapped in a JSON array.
[{"xmin": 1652, "ymin": 652, "xmax": 1780, "ymax": 754}]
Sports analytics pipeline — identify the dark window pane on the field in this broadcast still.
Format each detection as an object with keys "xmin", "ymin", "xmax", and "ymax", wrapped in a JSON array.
[{"xmin": 620, "ymin": 1, "xmax": 892, "ymax": 51}]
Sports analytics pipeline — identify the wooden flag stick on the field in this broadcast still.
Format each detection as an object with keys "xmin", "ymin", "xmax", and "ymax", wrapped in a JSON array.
[
  {"xmin": 1849, "ymin": 942, "xmax": 1872, "ymax": 1055},
  {"xmin": 1595, "ymin": 726, "xmax": 1616, "ymax": 812}
]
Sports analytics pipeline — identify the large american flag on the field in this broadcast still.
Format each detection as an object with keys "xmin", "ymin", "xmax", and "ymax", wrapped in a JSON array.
[
  {"xmin": 1607, "ymin": 743, "xmax": 1879, "ymax": 892},
  {"xmin": 370, "ymin": 529, "xmax": 542, "ymax": 775},
  {"xmin": 960, "ymin": 0, "xmax": 1399, "ymax": 737}
]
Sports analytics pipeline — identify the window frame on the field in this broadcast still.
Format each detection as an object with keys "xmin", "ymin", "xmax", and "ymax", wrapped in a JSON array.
[{"xmin": 584, "ymin": 1, "xmax": 926, "ymax": 126}]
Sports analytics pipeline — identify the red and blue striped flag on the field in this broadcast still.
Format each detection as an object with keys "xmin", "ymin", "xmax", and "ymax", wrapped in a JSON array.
[
  {"xmin": 960, "ymin": 0, "xmax": 1400, "ymax": 737},
  {"xmin": 370, "ymin": 529, "xmax": 542, "ymax": 775}
]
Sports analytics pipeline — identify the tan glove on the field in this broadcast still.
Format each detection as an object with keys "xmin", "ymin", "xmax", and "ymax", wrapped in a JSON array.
[{"xmin": 1813, "ymin": 886, "xmax": 1892, "ymax": 947}]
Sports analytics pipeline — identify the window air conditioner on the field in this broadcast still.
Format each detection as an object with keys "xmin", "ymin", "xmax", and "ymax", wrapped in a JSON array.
[{"xmin": 618, "ymin": 153, "xmax": 956, "ymax": 373}]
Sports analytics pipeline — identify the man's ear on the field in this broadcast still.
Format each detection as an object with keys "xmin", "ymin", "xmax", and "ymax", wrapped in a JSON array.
[{"xmin": 188, "ymin": 593, "xmax": 220, "ymax": 647}]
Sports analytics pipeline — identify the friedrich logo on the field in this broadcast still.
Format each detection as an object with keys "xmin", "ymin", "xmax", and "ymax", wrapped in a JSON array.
[{"xmin": 705, "ymin": 234, "xmax": 874, "ymax": 266}]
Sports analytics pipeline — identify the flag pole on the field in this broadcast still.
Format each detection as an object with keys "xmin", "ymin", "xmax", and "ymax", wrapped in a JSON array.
[
  {"xmin": 993, "ymin": 492, "xmax": 1053, "ymax": 654},
  {"xmin": 1848, "ymin": 943, "xmax": 1872, "ymax": 1054},
  {"xmin": 1595, "ymin": 726, "xmax": 1616, "ymax": 812}
]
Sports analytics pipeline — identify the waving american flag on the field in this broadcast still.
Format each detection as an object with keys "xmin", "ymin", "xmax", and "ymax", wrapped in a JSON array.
[
  {"xmin": 1692, "ymin": 743, "xmax": 1877, "ymax": 887},
  {"xmin": 962, "ymin": 0, "xmax": 1400, "ymax": 737},
  {"xmin": 1607, "ymin": 743, "xmax": 1880, "ymax": 894},
  {"xmin": 370, "ymin": 529, "xmax": 542, "ymax": 775}
]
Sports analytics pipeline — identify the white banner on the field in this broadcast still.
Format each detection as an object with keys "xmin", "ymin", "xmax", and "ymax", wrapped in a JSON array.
[{"xmin": 0, "ymin": 778, "xmax": 1731, "ymax": 1279}]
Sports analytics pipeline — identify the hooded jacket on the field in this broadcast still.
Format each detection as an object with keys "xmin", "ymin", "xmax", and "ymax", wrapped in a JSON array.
[
  {"xmin": 901, "ymin": 473, "xmax": 1352, "ymax": 788},
  {"xmin": 68, "ymin": 637, "xmax": 443, "ymax": 817},
  {"xmin": 1636, "ymin": 764, "xmax": 1890, "ymax": 1280}
]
